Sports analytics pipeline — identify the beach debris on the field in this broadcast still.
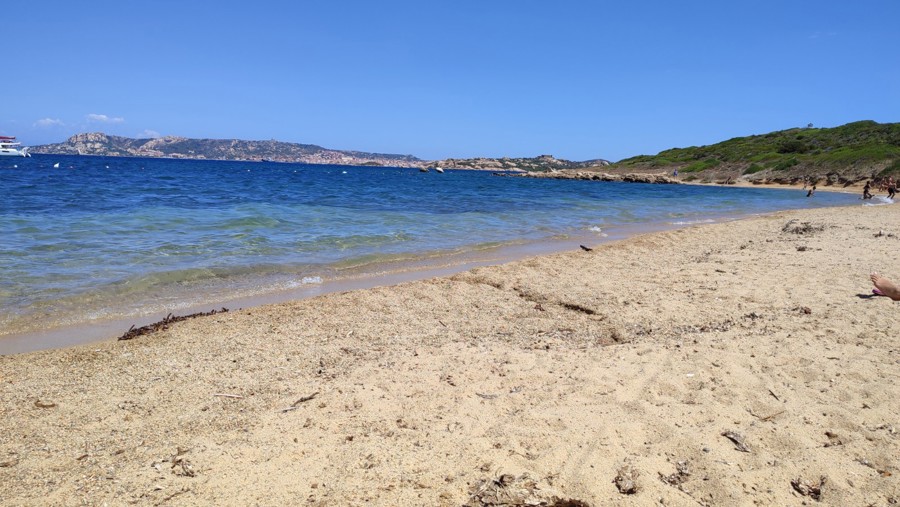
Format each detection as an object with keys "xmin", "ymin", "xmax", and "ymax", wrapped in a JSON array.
[
  {"xmin": 781, "ymin": 219, "xmax": 824, "ymax": 235},
  {"xmin": 162, "ymin": 487, "xmax": 191, "ymax": 503},
  {"xmin": 614, "ymin": 463, "xmax": 639, "ymax": 494},
  {"xmin": 476, "ymin": 392, "xmax": 500, "ymax": 400},
  {"xmin": 658, "ymin": 460, "xmax": 691, "ymax": 487},
  {"xmin": 823, "ymin": 431, "xmax": 844, "ymax": 447},
  {"xmin": 280, "ymin": 392, "xmax": 319, "ymax": 412},
  {"xmin": 855, "ymin": 458, "xmax": 893, "ymax": 476},
  {"xmin": 748, "ymin": 408, "xmax": 784, "ymax": 422},
  {"xmin": 33, "ymin": 400, "xmax": 57, "ymax": 409},
  {"xmin": 767, "ymin": 389, "xmax": 781, "ymax": 401},
  {"xmin": 796, "ymin": 245, "xmax": 809, "ymax": 251},
  {"xmin": 579, "ymin": 245, "xmax": 593, "ymax": 252},
  {"xmin": 0, "ymin": 455, "xmax": 19, "ymax": 468},
  {"xmin": 118, "ymin": 308, "xmax": 229, "ymax": 341},
  {"xmin": 721, "ymin": 430, "xmax": 751, "ymax": 452},
  {"xmin": 790, "ymin": 476, "xmax": 826, "ymax": 500},
  {"xmin": 464, "ymin": 473, "xmax": 590, "ymax": 507},
  {"xmin": 170, "ymin": 447, "xmax": 196, "ymax": 477},
  {"xmin": 212, "ymin": 393, "xmax": 244, "ymax": 399}
]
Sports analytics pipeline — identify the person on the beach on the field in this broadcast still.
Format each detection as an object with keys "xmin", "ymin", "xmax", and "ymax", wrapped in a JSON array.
[
  {"xmin": 806, "ymin": 185, "xmax": 816, "ymax": 197},
  {"xmin": 888, "ymin": 177, "xmax": 896, "ymax": 199},
  {"xmin": 871, "ymin": 273, "xmax": 900, "ymax": 300},
  {"xmin": 863, "ymin": 181, "xmax": 873, "ymax": 199}
]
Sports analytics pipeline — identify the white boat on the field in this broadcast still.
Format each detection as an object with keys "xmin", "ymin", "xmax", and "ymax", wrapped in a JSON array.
[
  {"xmin": 0, "ymin": 136, "xmax": 30, "ymax": 157},
  {"xmin": 434, "ymin": 167, "xmax": 444, "ymax": 173}
]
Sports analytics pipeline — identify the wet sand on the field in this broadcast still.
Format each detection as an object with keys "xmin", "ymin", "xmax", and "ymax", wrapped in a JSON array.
[{"xmin": 1, "ymin": 204, "xmax": 898, "ymax": 505}]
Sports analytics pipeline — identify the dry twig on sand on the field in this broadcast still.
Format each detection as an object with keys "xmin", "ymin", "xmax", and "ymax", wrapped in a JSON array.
[
  {"xmin": 280, "ymin": 392, "xmax": 319, "ymax": 412},
  {"xmin": 118, "ymin": 308, "xmax": 229, "ymax": 341}
]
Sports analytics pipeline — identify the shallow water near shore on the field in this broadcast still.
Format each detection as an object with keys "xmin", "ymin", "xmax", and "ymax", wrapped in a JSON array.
[{"xmin": 1, "ymin": 154, "xmax": 863, "ymax": 352}]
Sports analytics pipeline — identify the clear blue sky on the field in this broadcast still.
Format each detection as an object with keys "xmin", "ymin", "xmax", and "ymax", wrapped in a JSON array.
[{"xmin": 5, "ymin": 1, "xmax": 898, "ymax": 162}]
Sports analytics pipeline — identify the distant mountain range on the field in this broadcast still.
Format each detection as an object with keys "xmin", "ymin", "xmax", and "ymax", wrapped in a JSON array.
[
  {"xmin": 31, "ymin": 133, "xmax": 610, "ymax": 172},
  {"xmin": 31, "ymin": 133, "xmax": 423, "ymax": 168}
]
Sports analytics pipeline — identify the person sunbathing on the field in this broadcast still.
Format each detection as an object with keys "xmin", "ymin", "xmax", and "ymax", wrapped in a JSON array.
[{"xmin": 870, "ymin": 273, "xmax": 900, "ymax": 300}]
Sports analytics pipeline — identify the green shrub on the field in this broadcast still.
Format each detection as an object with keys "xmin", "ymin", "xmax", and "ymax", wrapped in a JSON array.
[
  {"xmin": 682, "ymin": 158, "xmax": 720, "ymax": 173},
  {"xmin": 743, "ymin": 163, "xmax": 764, "ymax": 174},
  {"xmin": 778, "ymin": 139, "xmax": 812, "ymax": 154},
  {"xmin": 774, "ymin": 157, "xmax": 799, "ymax": 171},
  {"xmin": 877, "ymin": 159, "xmax": 900, "ymax": 177}
]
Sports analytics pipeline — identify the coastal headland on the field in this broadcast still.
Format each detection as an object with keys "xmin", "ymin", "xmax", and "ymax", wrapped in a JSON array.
[
  {"xmin": 1, "ymin": 204, "xmax": 898, "ymax": 505},
  {"xmin": 28, "ymin": 121, "xmax": 899, "ymax": 189}
]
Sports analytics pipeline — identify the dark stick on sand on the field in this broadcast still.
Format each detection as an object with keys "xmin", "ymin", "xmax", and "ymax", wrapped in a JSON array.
[{"xmin": 118, "ymin": 308, "xmax": 229, "ymax": 341}]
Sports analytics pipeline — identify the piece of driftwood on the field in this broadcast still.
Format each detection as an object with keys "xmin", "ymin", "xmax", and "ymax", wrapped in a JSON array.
[{"xmin": 118, "ymin": 308, "xmax": 229, "ymax": 341}]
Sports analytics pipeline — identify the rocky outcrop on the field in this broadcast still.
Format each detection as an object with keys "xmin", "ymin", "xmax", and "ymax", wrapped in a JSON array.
[
  {"xmin": 441, "ymin": 154, "xmax": 610, "ymax": 172},
  {"xmin": 508, "ymin": 170, "xmax": 681, "ymax": 184}
]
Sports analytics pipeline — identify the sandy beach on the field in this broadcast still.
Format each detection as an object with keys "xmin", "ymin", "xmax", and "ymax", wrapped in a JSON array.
[{"xmin": 1, "ymin": 203, "xmax": 898, "ymax": 506}]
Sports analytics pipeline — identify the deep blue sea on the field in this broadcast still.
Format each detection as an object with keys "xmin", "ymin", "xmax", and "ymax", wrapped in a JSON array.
[{"xmin": 0, "ymin": 154, "xmax": 867, "ymax": 345}]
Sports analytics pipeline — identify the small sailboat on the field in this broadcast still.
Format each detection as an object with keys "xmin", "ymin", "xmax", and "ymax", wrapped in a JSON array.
[
  {"xmin": 53, "ymin": 162, "xmax": 60, "ymax": 168},
  {"xmin": 434, "ymin": 167, "xmax": 444, "ymax": 173}
]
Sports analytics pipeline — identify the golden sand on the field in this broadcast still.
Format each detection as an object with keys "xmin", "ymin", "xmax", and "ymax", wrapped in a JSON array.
[{"xmin": 1, "ymin": 204, "xmax": 898, "ymax": 505}]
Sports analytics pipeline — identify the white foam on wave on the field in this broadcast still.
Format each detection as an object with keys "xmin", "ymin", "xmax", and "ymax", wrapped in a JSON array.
[
  {"xmin": 863, "ymin": 196, "xmax": 894, "ymax": 206},
  {"xmin": 670, "ymin": 218, "xmax": 716, "ymax": 226},
  {"xmin": 301, "ymin": 276, "xmax": 323, "ymax": 284},
  {"xmin": 588, "ymin": 226, "xmax": 609, "ymax": 237}
]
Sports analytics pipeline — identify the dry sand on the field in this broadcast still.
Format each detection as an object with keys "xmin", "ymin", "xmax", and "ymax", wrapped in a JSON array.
[{"xmin": 1, "ymin": 204, "xmax": 898, "ymax": 506}]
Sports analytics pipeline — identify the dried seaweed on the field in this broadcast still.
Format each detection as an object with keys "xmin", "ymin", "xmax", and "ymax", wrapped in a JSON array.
[
  {"xmin": 614, "ymin": 464, "xmax": 638, "ymax": 494},
  {"xmin": 464, "ymin": 473, "xmax": 590, "ymax": 506},
  {"xmin": 781, "ymin": 220, "xmax": 825, "ymax": 235},
  {"xmin": 118, "ymin": 308, "xmax": 229, "ymax": 341}
]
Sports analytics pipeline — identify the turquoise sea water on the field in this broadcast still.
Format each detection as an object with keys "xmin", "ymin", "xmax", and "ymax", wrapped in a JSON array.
[{"xmin": 1, "ymin": 154, "xmax": 866, "ymax": 343}]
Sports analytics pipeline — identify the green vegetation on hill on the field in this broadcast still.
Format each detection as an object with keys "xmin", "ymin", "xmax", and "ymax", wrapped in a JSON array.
[{"xmin": 613, "ymin": 121, "xmax": 900, "ymax": 184}]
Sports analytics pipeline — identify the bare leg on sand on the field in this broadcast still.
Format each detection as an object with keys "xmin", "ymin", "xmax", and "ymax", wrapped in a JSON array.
[{"xmin": 871, "ymin": 273, "xmax": 900, "ymax": 301}]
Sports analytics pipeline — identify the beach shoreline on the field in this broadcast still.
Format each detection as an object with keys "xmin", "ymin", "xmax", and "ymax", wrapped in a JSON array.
[
  {"xmin": 1, "ymin": 203, "xmax": 898, "ymax": 505},
  {"xmin": 0, "ymin": 211, "xmax": 761, "ymax": 355}
]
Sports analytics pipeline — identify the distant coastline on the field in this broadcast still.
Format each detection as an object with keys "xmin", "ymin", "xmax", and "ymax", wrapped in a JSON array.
[{"xmin": 30, "ymin": 132, "xmax": 609, "ymax": 172}]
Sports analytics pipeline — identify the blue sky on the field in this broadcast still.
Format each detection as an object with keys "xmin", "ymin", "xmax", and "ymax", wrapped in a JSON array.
[{"xmin": 5, "ymin": 1, "xmax": 898, "ymax": 161}]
